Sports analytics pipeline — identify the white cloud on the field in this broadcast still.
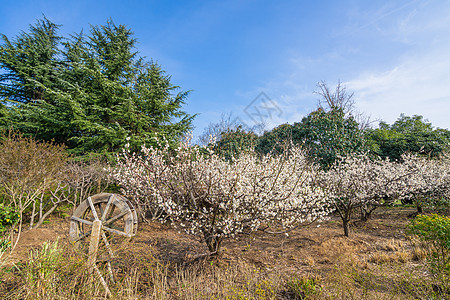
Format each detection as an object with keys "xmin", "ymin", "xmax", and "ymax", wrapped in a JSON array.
[
  {"xmin": 199, "ymin": 0, "xmax": 450, "ymax": 134},
  {"xmin": 347, "ymin": 46, "xmax": 450, "ymax": 129},
  {"xmin": 340, "ymin": 0, "xmax": 450, "ymax": 130}
]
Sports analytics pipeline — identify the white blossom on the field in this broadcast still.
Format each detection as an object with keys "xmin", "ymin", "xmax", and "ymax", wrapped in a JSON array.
[{"xmin": 111, "ymin": 136, "xmax": 332, "ymax": 252}]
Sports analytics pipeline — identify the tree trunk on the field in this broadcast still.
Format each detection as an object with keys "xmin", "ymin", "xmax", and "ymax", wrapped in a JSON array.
[
  {"xmin": 203, "ymin": 230, "xmax": 222, "ymax": 255},
  {"xmin": 343, "ymin": 219, "xmax": 350, "ymax": 237},
  {"xmin": 417, "ymin": 205, "xmax": 423, "ymax": 214},
  {"xmin": 33, "ymin": 204, "xmax": 58, "ymax": 229},
  {"xmin": 339, "ymin": 204, "xmax": 352, "ymax": 237},
  {"xmin": 29, "ymin": 201, "xmax": 36, "ymax": 229},
  {"xmin": 360, "ymin": 206, "xmax": 375, "ymax": 222}
]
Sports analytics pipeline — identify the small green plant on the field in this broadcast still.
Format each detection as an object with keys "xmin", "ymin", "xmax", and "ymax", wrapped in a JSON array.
[
  {"xmin": 286, "ymin": 275, "xmax": 323, "ymax": 299},
  {"xmin": 409, "ymin": 214, "xmax": 450, "ymax": 276},
  {"xmin": 429, "ymin": 196, "xmax": 450, "ymax": 215},
  {"xmin": 0, "ymin": 204, "xmax": 19, "ymax": 255},
  {"xmin": 0, "ymin": 239, "xmax": 12, "ymax": 254},
  {"xmin": 24, "ymin": 240, "xmax": 64, "ymax": 297},
  {"xmin": 0, "ymin": 203, "xmax": 20, "ymax": 233}
]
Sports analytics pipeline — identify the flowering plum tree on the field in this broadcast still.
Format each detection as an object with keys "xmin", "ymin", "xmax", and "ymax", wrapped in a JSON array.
[
  {"xmin": 322, "ymin": 154, "xmax": 413, "ymax": 236},
  {"xmin": 112, "ymin": 135, "xmax": 332, "ymax": 254},
  {"xmin": 322, "ymin": 152, "xmax": 450, "ymax": 236},
  {"xmin": 399, "ymin": 154, "xmax": 450, "ymax": 214}
]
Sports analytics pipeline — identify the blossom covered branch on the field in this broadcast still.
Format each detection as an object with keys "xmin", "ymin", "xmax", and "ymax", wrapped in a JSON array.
[{"xmin": 112, "ymin": 135, "xmax": 332, "ymax": 253}]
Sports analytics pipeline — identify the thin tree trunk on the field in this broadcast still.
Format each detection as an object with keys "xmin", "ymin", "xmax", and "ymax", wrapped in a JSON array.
[
  {"xmin": 39, "ymin": 193, "xmax": 43, "ymax": 221},
  {"xmin": 203, "ymin": 230, "xmax": 222, "ymax": 255},
  {"xmin": 11, "ymin": 213, "xmax": 23, "ymax": 253},
  {"xmin": 417, "ymin": 205, "xmax": 423, "ymax": 214},
  {"xmin": 30, "ymin": 200, "xmax": 36, "ymax": 229},
  {"xmin": 33, "ymin": 204, "xmax": 58, "ymax": 229},
  {"xmin": 343, "ymin": 219, "xmax": 350, "ymax": 237}
]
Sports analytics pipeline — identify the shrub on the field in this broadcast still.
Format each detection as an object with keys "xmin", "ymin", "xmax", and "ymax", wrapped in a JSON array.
[
  {"xmin": 10, "ymin": 240, "xmax": 95, "ymax": 299},
  {"xmin": 0, "ymin": 203, "xmax": 19, "ymax": 255},
  {"xmin": 24, "ymin": 240, "xmax": 64, "ymax": 296},
  {"xmin": 286, "ymin": 275, "xmax": 323, "ymax": 299},
  {"xmin": 408, "ymin": 214, "xmax": 450, "ymax": 276},
  {"xmin": 0, "ymin": 203, "xmax": 20, "ymax": 233},
  {"xmin": 0, "ymin": 131, "xmax": 69, "ymax": 230},
  {"xmin": 64, "ymin": 158, "xmax": 113, "ymax": 208}
]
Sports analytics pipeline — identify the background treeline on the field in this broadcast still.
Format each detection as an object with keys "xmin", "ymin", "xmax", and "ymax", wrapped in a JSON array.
[
  {"xmin": 1, "ymin": 18, "xmax": 449, "ymax": 163},
  {"xmin": 210, "ymin": 102, "xmax": 450, "ymax": 170}
]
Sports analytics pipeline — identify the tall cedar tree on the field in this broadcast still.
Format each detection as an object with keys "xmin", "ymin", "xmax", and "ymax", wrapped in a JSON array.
[
  {"xmin": 0, "ymin": 18, "xmax": 60, "ymax": 103},
  {"xmin": 0, "ymin": 18, "xmax": 194, "ymax": 155}
]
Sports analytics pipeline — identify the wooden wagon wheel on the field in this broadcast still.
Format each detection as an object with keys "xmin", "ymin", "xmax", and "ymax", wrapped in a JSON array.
[
  {"xmin": 69, "ymin": 193, "xmax": 138, "ymax": 295},
  {"xmin": 69, "ymin": 193, "xmax": 138, "ymax": 247}
]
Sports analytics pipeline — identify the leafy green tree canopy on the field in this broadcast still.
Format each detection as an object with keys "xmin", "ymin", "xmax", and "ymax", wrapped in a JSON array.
[
  {"xmin": 366, "ymin": 114, "xmax": 450, "ymax": 161},
  {"xmin": 256, "ymin": 123, "xmax": 294, "ymax": 155},
  {"xmin": 0, "ymin": 18, "xmax": 194, "ymax": 156},
  {"xmin": 257, "ymin": 107, "xmax": 367, "ymax": 169},
  {"xmin": 295, "ymin": 107, "xmax": 367, "ymax": 169},
  {"xmin": 257, "ymin": 82, "xmax": 368, "ymax": 170},
  {"xmin": 213, "ymin": 125, "xmax": 258, "ymax": 160}
]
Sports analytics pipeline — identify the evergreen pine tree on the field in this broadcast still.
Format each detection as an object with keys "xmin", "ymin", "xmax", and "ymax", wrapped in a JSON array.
[{"xmin": 0, "ymin": 18, "xmax": 194, "ymax": 155}]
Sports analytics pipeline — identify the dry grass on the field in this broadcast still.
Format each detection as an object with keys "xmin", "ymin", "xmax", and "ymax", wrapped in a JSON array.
[
  {"xmin": 0, "ymin": 207, "xmax": 448, "ymax": 299},
  {"xmin": 368, "ymin": 251, "xmax": 411, "ymax": 264}
]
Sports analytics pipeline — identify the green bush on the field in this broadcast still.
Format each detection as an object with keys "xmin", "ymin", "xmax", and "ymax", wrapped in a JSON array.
[
  {"xmin": 428, "ymin": 197, "xmax": 450, "ymax": 215},
  {"xmin": 409, "ymin": 214, "xmax": 450, "ymax": 277},
  {"xmin": 0, "ymin": 239, "xmax": 12, "ymax": 254},
  {"xmin": 0, "ymin": 204, "xmax": 19, "ymax": 254},
  {"xmin": 0, "ymin": 203, "xmax": 19, "ymax": 232}
]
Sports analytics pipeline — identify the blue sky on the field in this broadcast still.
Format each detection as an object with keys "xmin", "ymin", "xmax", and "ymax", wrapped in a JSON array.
[{"xmin": 1, "ymin": 0, "xmax": 449, "ymax": 137}]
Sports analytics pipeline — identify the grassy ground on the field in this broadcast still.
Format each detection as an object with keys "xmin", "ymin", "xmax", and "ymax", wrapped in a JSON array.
[{"xmin": 0, "ymin": 207, "xmax": 448, "ymax": 299}]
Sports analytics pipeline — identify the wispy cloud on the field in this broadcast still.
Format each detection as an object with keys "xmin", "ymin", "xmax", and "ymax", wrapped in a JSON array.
[
  {"xmin": 343, "ymin": 0, "xmax": 450, "ymax": 129},
  {"xmin": 347, "ymin": 45, "xmax": 450, "ymax": 129},
  {"xmin": 355, "ymin": 0, "xmax": 422, "ymax": 32},
  {"xmin": 230, "ymin": 90, "xmax": 307, "ymax": 132}
]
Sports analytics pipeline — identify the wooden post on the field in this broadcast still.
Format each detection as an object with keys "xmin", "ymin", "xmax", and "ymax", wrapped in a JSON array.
[
  {"xmin": 87, "ymin": 219, "xmax": 102, "ymax": 274},
  {"xmin": 86, "ymin": 196, "xmax": 112, "ymax": 297},
  {"xmin": 87, "ymin": 218, "xmax": 112, "ymax": 297}
]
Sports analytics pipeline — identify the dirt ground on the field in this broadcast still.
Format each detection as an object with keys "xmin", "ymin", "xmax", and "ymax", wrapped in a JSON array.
[
  {"xmin": 3, "ymin": 205, "xmax": 442, "ymax": 299},
  {"xmin": 6, "ymin": 206, "xmax": 419, "ymax": 274}
]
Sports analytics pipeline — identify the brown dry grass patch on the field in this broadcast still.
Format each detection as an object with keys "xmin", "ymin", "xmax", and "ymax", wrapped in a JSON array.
[{"xmin": 0, "ymin": 207, "xmax": 447, "ymax": 299}]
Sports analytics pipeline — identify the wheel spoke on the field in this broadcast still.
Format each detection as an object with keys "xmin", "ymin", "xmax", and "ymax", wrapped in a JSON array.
[
  {"xmin": 104, "ymin": 210, "xmax": 129, "ymax": 226},
  {"xmin": 101, "ymin": 194, "xmax": 115, "ymax": 222},
  {"xmin": 107, "ymin": 204, "xmax": 116, "ymax": 220},
  {"xmin": 109, "ymin": 223, "xmax": 123, "ymax": 231},
  {"xmin": 102, "ymin": 226, "xmax": 132, "ymax": 237},
  {"xmin": 71, "ymin": 216, "xmax": 93, "ymax": 226},
  {"xmin": 87, "ymin": 196, "xmax": 100, "ymax": 220}
]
